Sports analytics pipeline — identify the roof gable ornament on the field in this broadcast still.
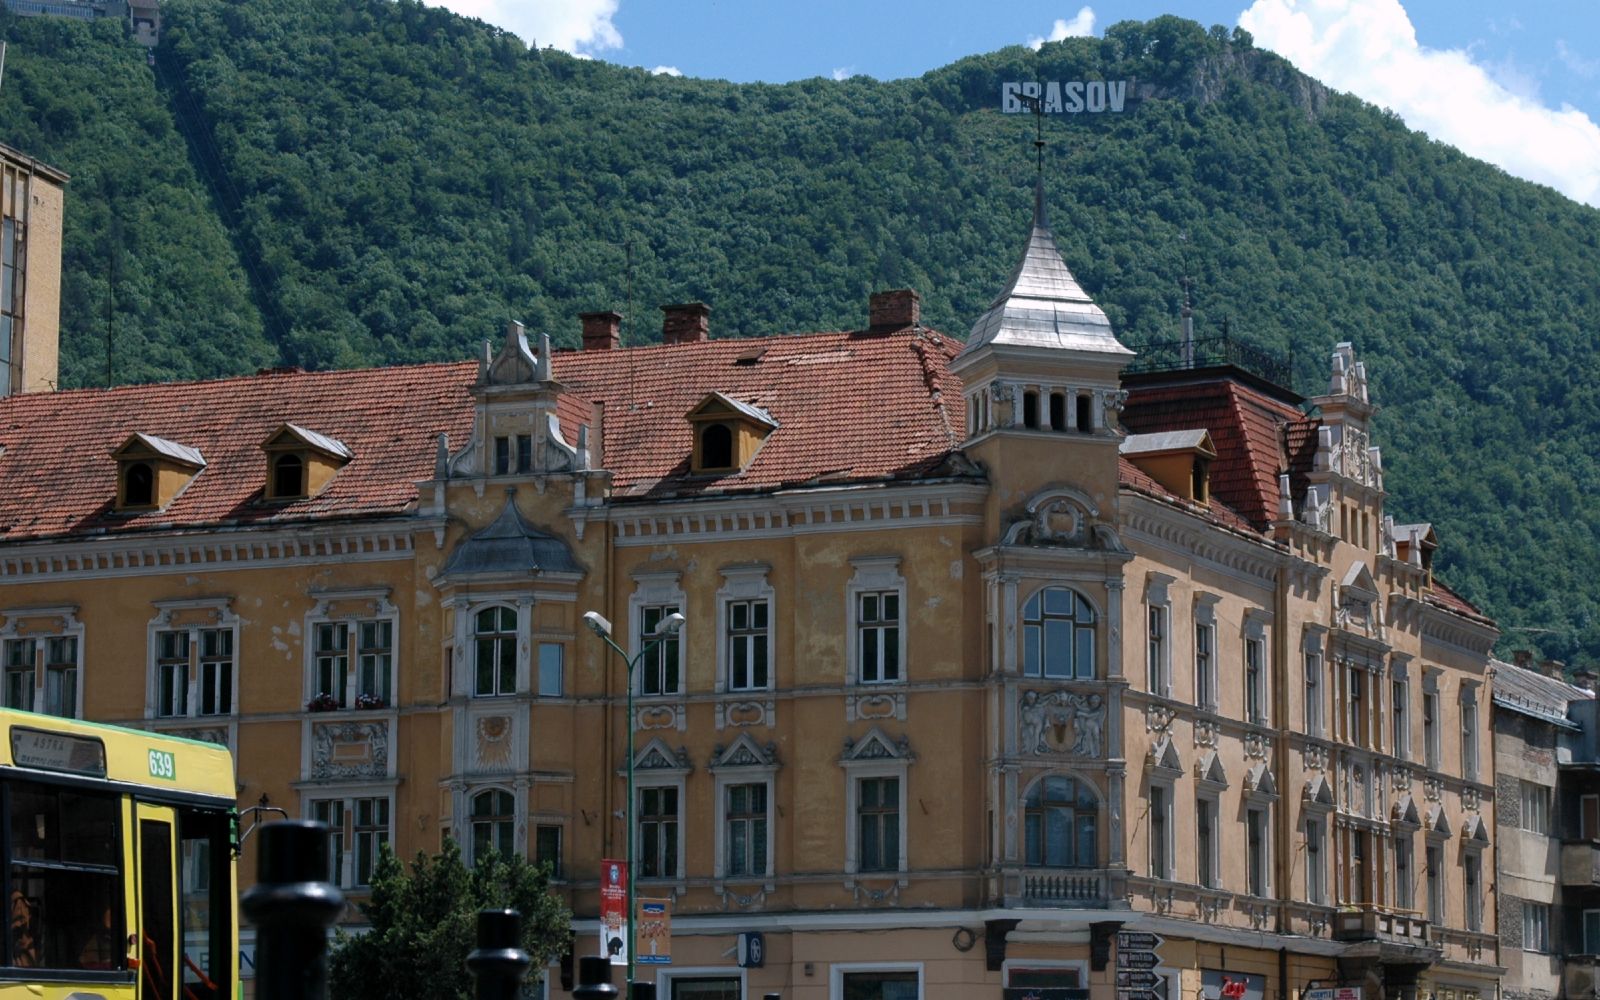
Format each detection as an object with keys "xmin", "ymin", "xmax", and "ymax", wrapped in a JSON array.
[{"xmin": 482, "ymin": 320, "xmax": 544, "ymax": 386}]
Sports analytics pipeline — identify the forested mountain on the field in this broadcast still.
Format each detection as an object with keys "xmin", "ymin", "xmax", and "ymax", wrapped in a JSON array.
[{"xmin": 1, "ymin": 1, "xmax": 1597, "ymax": 662}]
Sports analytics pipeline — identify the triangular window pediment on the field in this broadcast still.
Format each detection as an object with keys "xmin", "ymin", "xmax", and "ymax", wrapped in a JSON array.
[
  {"xmin": 1341, "ymin": 561, "xmax": 1379, "ymax": 602},
  {"xmin": 1195, "ymin": 750, "xmax": 1228, "ymax": 789},
  {"xmin": 686, "ymin": 392, "xmax": 777, "ymax": 430},
  {"xmin": 1245, "ymin": 763, "xmax": 1278, "ymax": 799},
  {"xmin": 1426, "ymin": 804, "xmax": 1452, "ymax": 837},
  {"xmin": 1462, "ymin": 815, "xmax": 1489, "ymax": 845},
  {"xmin": 710, "ymin": 734, "xmax": 778, "ymax": 771},
  {"xmin": 840, "ymin": 727, "xmax": 913, "ymax": 766},
  {"xmin": 259, "ymin": 423, "xmax": 352, "ymax": 462},
  {"xmin": 1303, "ymin": 775, "xmax": 1335, "ymax": 808},
  {"xmin": 631, "ymin": 737, "xmax": 691, "ymax": 775},
  {"xmin": 1146, "ymin": 736, "xmax": 1182, "ymax": 774},
  {"xmin": 1392, "ymin": 795, "xmax": 1421, "ymax": 827}
]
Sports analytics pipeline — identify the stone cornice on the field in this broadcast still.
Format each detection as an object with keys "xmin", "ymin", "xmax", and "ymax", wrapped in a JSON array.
[
  {"xmin": 1420, "ymin": 603, "xmax": 1499, "ymax": 659},
  {"xmin": 1121, "ymin": 493, "xmax": 1287, "ymax": 586}
]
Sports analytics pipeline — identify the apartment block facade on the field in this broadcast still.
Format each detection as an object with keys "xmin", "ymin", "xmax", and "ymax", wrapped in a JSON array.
[{"xmin": 0, "ymin": 191, "xmax": 1500, "ymax": 1000}]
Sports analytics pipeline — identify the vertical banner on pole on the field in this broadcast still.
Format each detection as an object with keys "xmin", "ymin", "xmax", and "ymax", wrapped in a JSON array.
[
  {"xmin": 600, "ymin": 858, "xmax": 628, "ymax": 966},
  {"xmin": 637, "ymin": 898, "xmax": 672, "ymax": 965}
]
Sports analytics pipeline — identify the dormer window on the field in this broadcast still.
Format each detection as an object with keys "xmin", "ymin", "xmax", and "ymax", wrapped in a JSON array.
[
  {"xmin": 112, "ymin": 433, "xmax": 205, "ymax": 512},
  {"xmin": 686, "ymin": 392, "xmax": 777, "ymax": 475},
  {"xmin": 260, "ymin": 423, "xmax": 351, "ymax": 501},
  {"xmin": 1120, "ymin": 430, "xmax": 1216, "ymax": 504}
]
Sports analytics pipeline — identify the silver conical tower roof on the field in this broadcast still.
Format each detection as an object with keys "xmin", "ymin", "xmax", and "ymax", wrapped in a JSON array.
[{"xmin": 957, "ymin": 183, "xmax": 1132, "ymax": 360}]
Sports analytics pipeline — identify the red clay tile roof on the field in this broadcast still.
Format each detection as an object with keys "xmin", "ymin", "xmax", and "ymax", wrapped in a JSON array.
[
  {"xmin": 553, "ymin": 327, "xmax": 967, "ymax": 498},
  {"xmin": 1427, "ymin": 579, "xmax": 1491, "ymax": 623},
  {"xmin": 0, "ymin": 363, "xmax": 476, "ymax": 542}
]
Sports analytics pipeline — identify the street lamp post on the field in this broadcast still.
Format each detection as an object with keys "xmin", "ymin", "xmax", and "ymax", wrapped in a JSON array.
[{"xmin": 583, "ymin": 609, "xmax": 685, "ymax": 997}]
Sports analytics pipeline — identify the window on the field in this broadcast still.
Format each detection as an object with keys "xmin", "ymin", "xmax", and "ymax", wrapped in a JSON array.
[
  {"xmin": 470, "ymin": 789, "xmax": 516, "ymax": 860},
  {"xmin": 148, "ymin": 609, "xmax": 236, "ymax": 721},
  {"xmin": 473, "ymin": 606, "xmax": 518, "ymax": 697},
  {"xmin": 1524, "ymin": 902, "xmax": 1551, "ymax": 952},
  {"xmin": 1584, "ymin": 908, "xmax": 1600, "ymax": 954},
  {"xmin": 1584, "ymin": 794, "xmax": 1600, "ymax": 841},
  {"xmin": 1351, "ymin": 829, "xmax": 1371, "ymax": 904},
  {"xmin": 701, "ymin": 423, "xmax": 734, "ymax": 469},
  {"xmin": 639, "ymin": 605, "xmax": 681, "ymax": 696},
  {"xmin": 1305, "ymin": 818, "xmax": 1326, "ymax": 905},
  {"xmin": 726, "ymin": 599, "xmax": 769, "ymax": 691},
  {"xmin": 1146, "ymin": 604, "xmax": 1168, "ymax": 697},
  {"xmin": 195, "ymin": 629, "xmax": 231, "ymax": 716},
  {"xmin": 516, "ymin": 434, "xmax": 532, "ymax": 473},
  {"xmin": 1347, "ymin": 668, "xmax": 1365, "ymax": 746},
  {"xmin": 124, "ymin": 462, "xmax": 154, "ymax": 506},
  {"xmin": 1024, "ymin": 775, "xmax": 1097, "ymax": 867},
  {"xmin": 1464, "ymin": 852, "xmax": 1482, "ymax": 931},
  {"xmin": 1461, "ymin": 696, "xmax": 1480, "ymax": 781},
  {"xmin": 669, "ymin": 975, "xmax": 742, "ymax": 999},
  {"xmin": 1023, "ymin": 390, "xmax": 1039, "ymax": 428},
  {"xmin": 724, "ymin": 783, "xmax": 768, "ymax": 878},
  {"xmin": 1149, "ymin": 784, "xmax": 1171, "ymax": 879},
  {"xmin": 1424, "ymin": 687, "xmax": 1441, "ymax": 769},
  {"xmin": 312, "ymin": 796, "xmax": 391, "ymax": 888},
  {"xmin": 1245, "ymin": 635, "xmax": 1267, "ymax": 725},
  {"xmin": 271, "ymin": 453, "xmax": 304, "ymax": 498},
  {"xmin": 1394, "ymin": 835, "xmax": 1413, "ymax": 911},
  {"xmin": 1194, "ymin": 620, "xmax": 1216, "ymax": 711},
  {"xmin": 838, "ymin": 968, "xmax": 920, "ymax": 1000},
  {"xmin": 314, "ymin": 623, "xmax": 349, "ymax": 706},
  {"xmin": 533, "ymin": 643, "xmax": 563, "ymax": 697},
  {"xmin": 534, "ymin": 824, "xmax": 562, "ymax": 879},
  {"xmin": 1022, "ymin": 587, "xmax": 1096, "ymax": 680},
  {"xmin": 1196, "ymin": 797, "xmax": 1219, "ymax": 888},
  {"xmin": 1521, "ymin": 781, "xmax": 1553, "ymax": 835},
  {"xmin": 858, "ymin": 776, "xmax": 900, "ymax": 873},
  {"xmin": 6, "ymin": 782, "xmax": 120, "ymax": 971},
  {"xmin": 1392, "ymin": 676, "xmax": 1410, "ymax": 759},
  {"xmin": 639, "ymin": 786, "xmax": 679, "ymax": 879},
  {"xmin": 858, "ymin": 591, "xmax": 901, "ymax": 684},
  {"xmin": 1304, "ymin": 650, "xmax": 1324, "ymax": 736},
  {"xmin": 4, "ymin": 638, "xmax": 33, "ymax": 710},
  {"xmin": 1246, "ymin": 807, "xmax": 1269, "ymax": 896},
  {"xmin": 156, "ymin": 631, "xmax": 190, "ymax": 717},
  {"xmin": 494, "ymin": 436, "xmax": 510, "ymax": 475},
  {"xmin": 1426, "ymin": 843, "xmax": 1444, "ymax": 923},
  {"xmin": 357, "ymin": 621, "xmax": 393, "ymax": 705},
  {"xmin": 312, "ymin": 618, "xmax": 393, "ymax": 709}
]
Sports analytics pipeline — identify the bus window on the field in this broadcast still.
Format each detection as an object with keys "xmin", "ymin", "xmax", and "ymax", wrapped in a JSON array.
[
  {"xmin": 139, "ymin": 815, "xmax": 176, "ymax": 999},
  {"xmin": 179, "ymin": 809, "xmax": 232, "ymax": 1000},
  {"xmin": 5, "ymin": 782, "xmax": 121, "ymax": 972}
]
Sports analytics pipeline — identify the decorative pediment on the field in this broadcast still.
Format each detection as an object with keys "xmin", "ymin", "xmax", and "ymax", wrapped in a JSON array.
[
  {"xmin": 481, "ymin": 320, "xmax": 549, "ymax": 386},
  {"xmin": 1341, "ymin": 561, "xmax": 1379, "ymax": 602},
  {"xmin": 1425, "ymin": 803, "xmax": 1452, "ymax": 837},
  {"xmin": 1244, "ymin": 762, "xmax": 1278, "ymax": 799},
  {"xmin": 1146, "ymin": 736, "xmax": 1182, "ymax": 774},
  {"xmin": 1002, "ymin": 485, "xmax": 1125, "ymax": 551},
  {"xmin": 1391, "ymin": 794, "xmax": 1421, "ymax": 828},
  {"xmin": 710, "ymin": 733, "xmax": 779, "ymax": 771},
  {"xmin": 840, "ymin": 727, "xmax": 913, "ymax": 766},
  {"xmin": 632, "ymin": 738, "xmax": 691, "ymax": 775},
  {"xmin": 1194, "ymin": 750, "xmax": 1228, "ymax": 789},
  {"xmin": 1302, "ymin": 774, "xmax": 1335, "ymax": 808},
  {"xmin": 1461, "ymin": 814, "xmax": 1489, "ymax": 845}
]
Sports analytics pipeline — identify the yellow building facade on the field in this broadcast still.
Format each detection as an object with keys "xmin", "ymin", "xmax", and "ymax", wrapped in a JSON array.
[{"xmin": 0, "ymin": 194, "xmax": 1499, "ymax": 1000}]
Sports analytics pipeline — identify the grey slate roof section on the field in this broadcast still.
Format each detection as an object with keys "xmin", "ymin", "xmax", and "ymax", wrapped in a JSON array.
[
  {"xmin": 1121, "ymin": 430, "xmax": 1211, "ymax": 455},
  {"xmin": 129, "ymin": 432, "xmax": 205, "ymax": 468},
  {"xmin": 439, "ymin": 496, "xmax": 581, "ymax": 579},
  {"xmin": 957, "ymin": 187, "xmax": 1133, "ymax": 361},
  {"xmin": 1492, "ymin": 658, "xmax": 1590, "ymax": 730},
  {"xmin": 282, "ymin": 423, "xmax": 352, "ymax": 460}
]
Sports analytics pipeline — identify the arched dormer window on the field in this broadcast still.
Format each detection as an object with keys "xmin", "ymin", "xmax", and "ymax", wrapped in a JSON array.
[
  {"xmin": 124, "ymin": 462, "xmax": 154, "ymax": 507},
  {"xmin": 470, "ymin": 788, "xmax": 516, "ymax": 860},
  {"xmin": 272, "ymin": 453, "xmax": 304, "ymax": 499},
  {"xmin": 473, "ymin": 606, "xmax": 518, "ymax": 697},
  {"xmin": 1024, "ymin": 774, "xmax": 1098, "ymax": 867},
  {"xmin": 1022, "ymin": 586, "xmax": 1096, "ymax": 679},
  {"xmin": 702, "ymin": 423, "xmax": 734, "ymax": 469}
]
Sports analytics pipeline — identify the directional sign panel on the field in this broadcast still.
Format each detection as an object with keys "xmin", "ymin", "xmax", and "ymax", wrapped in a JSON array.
[
  {"xmin": 1118, "ymin": 951, "xmax": 1161, "ymax": 970},
  {"xmin": 1117, "ymin": 931, "xmax": 1164, "ymax": 951}
]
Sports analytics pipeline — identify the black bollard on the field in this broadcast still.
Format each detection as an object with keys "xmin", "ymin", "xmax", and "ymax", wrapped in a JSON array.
[
  {"xmin": 573, "ymin": 956, "xmax": 620, "ymax": 999},
  {"xmin": 631, "ymin": 982, "xmax": 657, "ymax": 1000},
  {"xmin": 467, "ymin": 909, "xmax": 532, "ymax": 1000},
  {"xmin": 240, "ymin": 820, "xmax": 345, "ymax": 1000}
]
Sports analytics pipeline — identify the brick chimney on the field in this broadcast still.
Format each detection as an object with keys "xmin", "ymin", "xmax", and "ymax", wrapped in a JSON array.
[
  {"xmin": 1514, "ymin": 650, "xmax": 1535, "ymax": 670},
  {"xmin": 1573, "ymin": 668, "xmax": 1597, "ymax": 693},
  {"xmin": 580, "ymin": 310, "xmax": 622, "ymax": 351},
  {"xmin": 869, "ymin": 289, "xmax": 920, "ymax": 330},
  {"xmin": 661, "ymin": 303, "xmax": 710, "ymax": 345}
]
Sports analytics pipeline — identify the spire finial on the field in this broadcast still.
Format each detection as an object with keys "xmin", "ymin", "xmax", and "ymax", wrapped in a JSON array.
[{"xmin": 1019, "ymin": 85, "xmax": 1049, "ymax": 229}]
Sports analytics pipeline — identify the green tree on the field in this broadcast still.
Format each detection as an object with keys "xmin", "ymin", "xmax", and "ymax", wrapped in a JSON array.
[{"xmin": 328, "ymin": 840, "xmax": 570, "ymax": 1000}]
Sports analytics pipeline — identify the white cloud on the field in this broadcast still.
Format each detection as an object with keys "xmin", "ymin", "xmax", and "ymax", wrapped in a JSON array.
[
  {"xmin": 1557, "ymin": 40, "xmax": 1599, "ymax": 80},
  {"xmin": 832, "ymin": 67, "xmax": 855, "ymax": 81},
  {"xmin": 1027, "ymin": 7, "xmax": 1097, "ymax": 50},
  {"xmin": 1239, "ymin": 0, "xmax": 1600, "ymax": 208},
  {"xmin": 427, "ymin": 0, "xmax": 622, "ymax": 54},
  {"xmin": 652, "ymin": 65, "xmax": 682, "ymax": 77}
]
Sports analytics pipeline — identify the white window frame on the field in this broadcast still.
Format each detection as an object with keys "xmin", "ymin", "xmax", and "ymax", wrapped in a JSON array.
[
  {"xmin": 1426, "ymin": 839, "xmax": 1446, "ymax": 924},
  {"xmin": 1394, "ymin": 833, "xmax": 1414, "ymax": 911},
  {"xmin": 1194, "ymin": 595, "xmax": 1220, "ymax": 712},
  {"xmin": 1304, "ymin": 815, "xmax": 1327, "ymax": 906},
  {"xmin": 711, "ymin": 740, "xmax": 777, "ymax": 883},
  {"xmin": 1463, "ymin": 847, "xmax": 1484, "ymax": 932},
  {"xmin": 536, "ymin": 642, "xmax": 564, "ymax": 698},
  {"xmin": 1243, "ymin": 614, "xmax": 1270, "ymax": 726},
  {"xmin": 715, "ymin": 564, "xmax": 774, "ymax": 694},
  {"xmin": 1460, "ymin": 685, "xmax": 1480, "ymax": 781},
  {"xmin": 654, "ymin": 967, "xmax": 748, "ymax": 1000},
  {"xmin": 470, "ymin": 602, "xmax": 522, "ymax": 698},
  {"xmin": 841, "ymin": 731, "xmax": 912, "ymax": 880},
  {"xmin": 466, "ymin": 784, "xmax": 522, "ymax": 863},
  {"xmin": 303, "ymin": 589, "xmax": 400, "ymax": 711},
  {"xmin": 1521, "ymin": 781, "xmax": 1553, "ymax": 835},
  {"xmin": 629, "ymin": 571, "xmax": 686, "ymax": 698},
  {"xmin": 1303, "ymin": 643, "xmax": 1325, "ymax": 736},
  {"xmin": 1, "ymin": 608, "xmax": 85, "ymax": 719},
  {"xmin": 305, "ymin": 788, "xmax": 395, "ymax": 889},
  {"xmin": 145, "ymin": 599, "xmax": 238, "ymax": 721},
  {"xmin": 1524, "ymin": 901, "xmax": 1552, "ymax": 953},
  {"xmin": 1423, "ymin": 671, "xmax": 1442, "ymax": 770},
  {"xmin": 847, "ymin": 557, "xmax": 906, "ymax": 686},
  {"xmin": 1144, "ymin": 575, "xmax": 1173, "ymax": 698},
  {"xmin": 1391, "ymin": 659, "xmax": 1411, "ymax": 760},
  {"xmin": 830, "ymin": 962, "xmax": 924, "ymax": 1000},
  {"xmin": 1195, "ymin": 792, "xmax": 1221, "ymax": 889},
  {"xmin": 1245, "ymin": 804, "xmax": 1271, "ymax": 897},
  {"xmin": 1148, "ymin": 780, "xmax": 1174, "ymax": 880},
  {"xmin": 636, "ymin": 777, "xmax": 685, "ymax": 883}
]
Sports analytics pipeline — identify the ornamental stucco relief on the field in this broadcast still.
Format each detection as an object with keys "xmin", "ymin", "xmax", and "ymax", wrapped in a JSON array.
[{"xmin": 1018, "ymin": 688, "xmax": 1105, "ymax": 758}]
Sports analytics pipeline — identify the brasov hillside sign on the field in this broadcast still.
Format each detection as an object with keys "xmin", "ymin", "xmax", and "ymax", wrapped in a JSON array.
[{"xmin": 1002, "ymin": 80, "xmax": 1132, "ymax": 114}]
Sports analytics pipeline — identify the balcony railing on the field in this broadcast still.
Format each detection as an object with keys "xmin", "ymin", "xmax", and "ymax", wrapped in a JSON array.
[
  {"xmin": 1331, "ymin": 904, "xmax": 1432, "ymax": 946},
  {"xmin": 1000, "ymin": 867, "xmax": 1126, "ymax": 908},
  {"xmin": 1562, "ymin": 841, "xmax": 1600, "ymax": 887}
]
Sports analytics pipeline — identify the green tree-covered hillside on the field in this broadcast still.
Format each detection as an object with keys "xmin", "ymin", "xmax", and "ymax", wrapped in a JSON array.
[{"xmin": 1, "ymin": 2, "xmax": 1596, "ymax": 660}]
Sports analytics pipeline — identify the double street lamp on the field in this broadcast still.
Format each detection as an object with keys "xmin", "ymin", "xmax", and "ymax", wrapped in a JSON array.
[{"xmin": 582, "ymin": 609, "xmax": 685, "ymax": 996}]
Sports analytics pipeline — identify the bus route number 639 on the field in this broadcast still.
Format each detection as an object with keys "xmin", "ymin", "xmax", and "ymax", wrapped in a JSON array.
[{"xmin": 148, "ymin": 748, "xmax": 176, "ymax": 781}]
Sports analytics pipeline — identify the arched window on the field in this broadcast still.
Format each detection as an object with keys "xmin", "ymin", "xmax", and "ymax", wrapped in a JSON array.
[
  {"xmin": 1025, "ymin": 774, "xmax": 1098, "ymax": 867},
  {"xmin": 470, "ymin": 789, "xmax": 516, "ymax": 859},
  {"xmin": 701, "ymin": 423, "xmax": 734, "ymax": 469},
  {"xmin": 473, "ymin": 606, "xmax": 517, "ymax": 696},
  {"xmin": 124, "ymin": 462, "xmax": 154, "ymax": 506},
  {"xmin": 1022, "ymin": 587, "xmax": 1096, "ymax": 679},
  {"xmin": 272, "ymin": 453, "xmax": 304, "ymax": 498}
]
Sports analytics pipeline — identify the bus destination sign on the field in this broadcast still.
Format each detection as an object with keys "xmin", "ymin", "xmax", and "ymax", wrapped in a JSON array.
[{"xmin": 10, "ymin": 727, "xmax": 107, "ymax": 778}]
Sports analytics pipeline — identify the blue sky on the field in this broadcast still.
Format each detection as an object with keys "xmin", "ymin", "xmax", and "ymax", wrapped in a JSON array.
[{"xmin": 433, "ymin": 1, "xmax": 1600, "ymax": 208}]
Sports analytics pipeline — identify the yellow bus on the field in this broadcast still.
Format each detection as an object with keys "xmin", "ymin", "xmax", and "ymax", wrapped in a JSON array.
[{"xmin": 0, "ymin": 708, "xmax": 237, "ymax": 1000}]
